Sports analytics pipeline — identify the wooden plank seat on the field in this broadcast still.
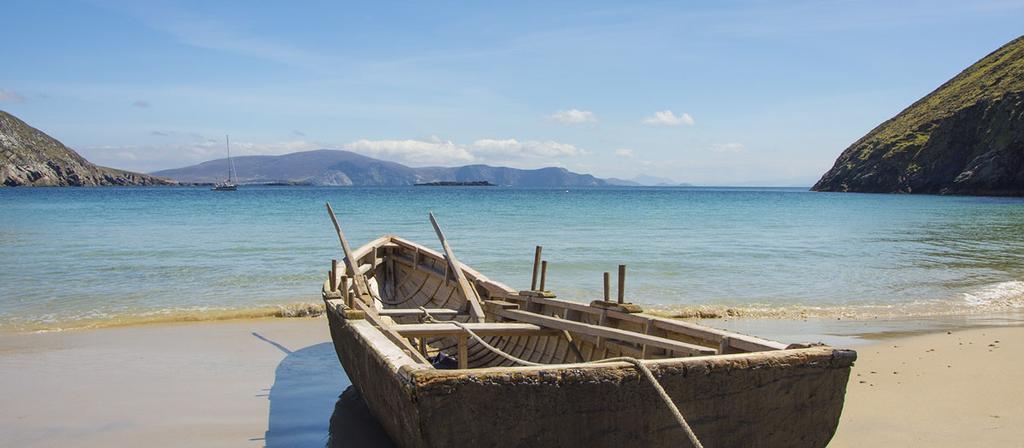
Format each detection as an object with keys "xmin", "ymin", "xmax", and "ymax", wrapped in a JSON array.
[
  {"xmin": 378, "ymin": 308, "xmax": 461, "ymax": 318},
  {"xmin": 394, "ymin": 322, "xmax": 561, "ymax": 338},
  {"xmin": 496, "ymin": 308, "xmax": 717, "ymax": 356}
]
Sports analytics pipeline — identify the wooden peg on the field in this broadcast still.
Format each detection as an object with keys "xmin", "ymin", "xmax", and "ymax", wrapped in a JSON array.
[
  {"xmin": 539, "ymin": 260, "xmax": 548, "ymax": 291},
  {"xmin": 603, "ymin": 272, "xmax": 611, "ymax": 302},
  {"xmin": 617, "ymin": 264, "xmax": 626, "ymax": 304},
  {"xmin": 530, "ymin": 246, "xmax": 543, "ymax": 290},
  {"xmin": 341, "ymin": 276, "xmax": 351, "ymax": 307},
  {"xmin": 329, "ymin": 259, "xmax": 338, "ymax": 292}
]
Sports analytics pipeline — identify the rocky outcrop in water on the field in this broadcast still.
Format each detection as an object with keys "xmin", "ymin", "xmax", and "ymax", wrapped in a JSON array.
[
  {"xmin": 813, "ymin": 36, "xmax": 1024, "ymax": 196},
  {"xmin": 0, "ymin": 110, "xmax": 174, "ymax": 187}
]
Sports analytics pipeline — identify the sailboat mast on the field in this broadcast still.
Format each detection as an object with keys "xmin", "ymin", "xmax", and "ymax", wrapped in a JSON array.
[{"xmin": 225, "ymin": 135, "xmax": 235, "ymax": 183}]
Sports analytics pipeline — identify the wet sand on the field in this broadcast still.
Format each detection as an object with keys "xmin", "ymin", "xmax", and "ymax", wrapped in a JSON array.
[{"xmin": 0, "ymin": 316, "xmax": 1021, "ymax": 447}]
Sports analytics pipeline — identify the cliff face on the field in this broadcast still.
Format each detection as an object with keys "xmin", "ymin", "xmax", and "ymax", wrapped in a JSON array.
[
  {"xmin": 813, "ymin": 36, "xmax": 1024, "ymax": 196},
  {"xmin": 0, "ymin": 111, "xmax": 174, "ymax": 187}
]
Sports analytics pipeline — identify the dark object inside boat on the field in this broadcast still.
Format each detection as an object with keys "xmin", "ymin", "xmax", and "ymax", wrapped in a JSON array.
[{"xmin": 429, "ymin": 352, "xmax": 459, "ymax": 369}]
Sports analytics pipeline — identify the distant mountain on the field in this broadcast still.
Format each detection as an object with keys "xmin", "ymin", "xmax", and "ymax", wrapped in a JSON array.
[
  {"xmin": 605, "ymin": 174, "xmax": 693, "ymax": 187},
  {"xmin": 154, "ymin": 150, "xmax": 417, "ymax": 186},
  {"xmin": 631, "ymin": 174, "xmax": 679, "ymax": 186},
  {"xmin": 153, "ymin": 149, "xmax": 609, "ymax": 187},
  {"xmin": 0, "ymin": 110, "xmax": 174, "ymax": 187},
  {"xmin": 429, "ymin": 164, "xmax": 605, "ymax": 187},
  {"xmin": 604, "ymin": 177, "xmax": 642, "ymax": 186},
  {"xmin": 813, "ymin": 36, "xmax": 1024, "ymax": 196}
]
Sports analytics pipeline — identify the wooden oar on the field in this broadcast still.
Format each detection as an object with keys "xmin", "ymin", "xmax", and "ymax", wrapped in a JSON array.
[
  {"xmin": 428, "ymin": 212, "xmax": 486, "ymax": 323},
  {"xmin": 325, "ymin": 202, "xmax": 430, "ymax": 364},
  {"xmin": 325, "ymin": 202, "xmax": 369, "ymax": 300}
]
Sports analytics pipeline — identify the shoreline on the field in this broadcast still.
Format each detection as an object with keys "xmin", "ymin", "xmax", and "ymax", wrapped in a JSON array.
[
  {"xmin": 1, "ymin": 315, "xmax": 1022, "ymax": 446},
  {"xmin": 4, "ymin": 297, "xmax": 1023, "ymax": 337},
  {"xmin": 5, "ymin": 306, "xmax": 1021, "ymax": 343}
]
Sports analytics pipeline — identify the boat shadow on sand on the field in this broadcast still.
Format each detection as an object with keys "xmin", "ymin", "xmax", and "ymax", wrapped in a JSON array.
[{"xmin": 256, "ymin": 334, "xmax": 395, "ymax": 447}]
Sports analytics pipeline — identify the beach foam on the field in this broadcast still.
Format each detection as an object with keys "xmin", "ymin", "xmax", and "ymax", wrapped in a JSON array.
[
  {"xmin": 962, "ymin": 281, "xmax": 1024, "ymax": 308},
  {"xmin": 646, "ymin": 284, "xmax": 1024, "ymax": 321}
]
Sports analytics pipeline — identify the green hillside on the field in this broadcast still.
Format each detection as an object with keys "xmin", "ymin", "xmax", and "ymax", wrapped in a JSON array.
[
  {"xmin": 813, "ymin": 36, "xmax": 1024, "ymax": 195},
  {"xmin": 1, "ymin": 110, "xmax": 173, "ymax": 187}
]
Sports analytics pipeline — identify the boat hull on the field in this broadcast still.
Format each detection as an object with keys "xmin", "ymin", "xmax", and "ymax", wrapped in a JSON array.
[{"xmin": 326, "ymin": 305, "xmax": 855, "ymax": 448}]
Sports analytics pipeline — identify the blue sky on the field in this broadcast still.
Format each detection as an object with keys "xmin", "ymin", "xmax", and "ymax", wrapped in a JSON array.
[{"xmin": 1, "ymin": 0, "xmax": 1022, "ymax": 185}]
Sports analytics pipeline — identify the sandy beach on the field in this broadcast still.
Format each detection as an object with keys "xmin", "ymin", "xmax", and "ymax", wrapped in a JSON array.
[
  {"xmin": 0, "ymin": 316, "xmax": 1021, "ymax": 447},
  {"xmin": 0, "ymin": 317, "xmax": 389, "ymax": 448},
  {"xmin": 830, "ymin": 325, "xmax": 1024, "ymax": 446}
]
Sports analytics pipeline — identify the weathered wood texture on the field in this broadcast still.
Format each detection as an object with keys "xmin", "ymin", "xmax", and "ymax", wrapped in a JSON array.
[
  {"xmin": 331, "ymin": 312, "xmax": 854, "ymax": 448},
  {"xmin": 323, "ymin": 234, "xmax": 856, "ymax": 448},
  {"xmin": 428, "ymin": 213, "xmax": 485, "ymax": 322},
  {"xmin": 328, "ymin": 234, "xmax": 789, "ymax": 369}
]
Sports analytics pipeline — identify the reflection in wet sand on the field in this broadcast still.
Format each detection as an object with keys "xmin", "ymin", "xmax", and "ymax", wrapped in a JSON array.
[
  {"xmin": 328, "ymin": 387, "xmax": 395, "ymax": 448},
  {"xmin": 262, "ymin": 338, "xmax": 394, "ymax": 447}
]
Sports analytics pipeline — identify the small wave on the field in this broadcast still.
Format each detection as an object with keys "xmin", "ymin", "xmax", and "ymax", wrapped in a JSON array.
[
  {"xmin": 644, "ymin": 304, "xmax": 874, "ymax": 320},
  {"xmin": 643, "ymin": 288, "xmax": 1024, "ymax": 321},
  {"xmin": 962, "ymin": 281, "xmax": 1024, "ymax": 308}
]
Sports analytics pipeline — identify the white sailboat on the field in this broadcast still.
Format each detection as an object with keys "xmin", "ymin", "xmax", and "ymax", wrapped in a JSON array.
[{"xmin": 212, "ymin": 135, "xmax": 237, "ymax": 191}]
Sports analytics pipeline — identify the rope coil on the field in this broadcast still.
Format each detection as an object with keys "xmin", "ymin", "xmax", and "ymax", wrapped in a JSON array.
[{"xmin": 418, "ymin": 307, "xmax": 704, "ymax": 448}]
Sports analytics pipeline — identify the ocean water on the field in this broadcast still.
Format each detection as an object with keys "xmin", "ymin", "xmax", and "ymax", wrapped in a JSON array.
[{"xmin": 1, "ymin": 186, "xmax": 1023, "ymax": 331}]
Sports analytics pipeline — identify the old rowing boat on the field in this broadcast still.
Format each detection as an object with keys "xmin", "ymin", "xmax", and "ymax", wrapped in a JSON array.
[{"xmin": 321, "ymin": 207, "xmax": 856, "ymax": 447}]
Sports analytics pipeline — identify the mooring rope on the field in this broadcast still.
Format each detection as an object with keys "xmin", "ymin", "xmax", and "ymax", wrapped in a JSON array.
[{"xmin": 418, "ymin": 307, "xmax": 704, "ymax": 448}]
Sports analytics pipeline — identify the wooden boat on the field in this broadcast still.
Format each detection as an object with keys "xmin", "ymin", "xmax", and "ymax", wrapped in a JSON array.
[{"xmin": 321, "ymin": 207, "xmax": 856, "ymax": 448}]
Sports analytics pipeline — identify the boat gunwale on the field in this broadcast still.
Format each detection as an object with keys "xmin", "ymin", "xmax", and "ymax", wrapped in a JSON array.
[
  {"xmin": 326, "ymin": 234, "xmax": 844, "ymax": 375},
  {"xmin": 337, "ymin": 314, "xmax": 856, "ymax": 380}
]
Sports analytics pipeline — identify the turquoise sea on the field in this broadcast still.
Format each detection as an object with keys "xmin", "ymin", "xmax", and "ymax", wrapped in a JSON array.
[{"xmin": 1, "ymin": 186, "xmax": 1023, "ymax": 331}]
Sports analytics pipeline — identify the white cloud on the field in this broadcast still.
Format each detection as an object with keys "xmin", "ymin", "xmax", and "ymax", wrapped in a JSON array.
[
  {"xmin": 85, "ymin": 136, "xmax": 324, "ymax": 172},
  {"xmin": 0, "ymin": 89, "xmax": 26, "ymax": 103},
  {"xmin": 333, "ymin": 137, "xmax": 585, "ymax": 167},
  {"xmin": 83, "ymin": 133, "xmax": 586, "ymax": 172},
  {"xmin": 614, "ymin": 148, "xmax": 635, "ymax": 158},
  {"xmin": 114, "ymin": 151, "xmax": 139, "ymax": 161},
  {"xmin": 643, "ymin": 110, "xmax": 694, "ymax": 126},
  {"xmin": 344, "ymin": 137, "xmax": 474, "ymax": 165},
  {"xmin": 472, "ymin": 138, "xmax": 583, "ymax": 158},
  {"xmin": 550, "ymin": 108, "xmax": 597, "ymax": 124},
  {"xmin": 711, "ymin": 142, "xmax": 746, "ymax": 153}
]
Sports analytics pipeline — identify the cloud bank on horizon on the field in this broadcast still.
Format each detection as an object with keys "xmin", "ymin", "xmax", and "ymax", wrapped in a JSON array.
[
  {"xmin": 1, "ymin": 0, "xmax": 1022, "ymax": 186},
  {"xmin": 81, "ymin": 134, "xmax": 588, "ymax": 172}
]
